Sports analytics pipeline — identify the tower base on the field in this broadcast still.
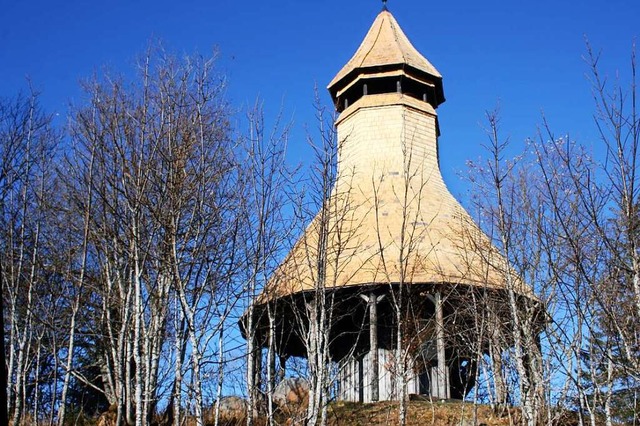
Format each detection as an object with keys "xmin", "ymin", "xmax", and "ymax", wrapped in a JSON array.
[{"xmin": 337, "ymin": 348, "xmax": 453, "ymax": 403}]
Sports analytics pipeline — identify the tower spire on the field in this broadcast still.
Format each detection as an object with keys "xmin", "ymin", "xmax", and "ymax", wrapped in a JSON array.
[
  {"xmin": 382, "ymin": 0, "xmax": 388, "ymax": 11},
  {"xmin": 327, "ymin": 8, "xmax": 444, "ymax": 112}
]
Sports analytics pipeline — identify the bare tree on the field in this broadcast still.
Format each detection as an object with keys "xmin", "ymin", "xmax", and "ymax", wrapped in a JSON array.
[
  {"xmin": 566, "ymin": 40, "xmax": 640, "ymax": 424},
  {"xmin": 372, "ymin": 141, "xmax": 429, "ymax": 426},
  {"xmin": 240, "ymin": 101, "xmax": 295, "ymax": 426},
  {"xmin": 1, "ymin": 89, "xmax": 60, "ymax": 426},
  {"xmin": 260, "ymin": 95, "xmax": 366, "ymax": 426},
  {"xmin": 297, "ymin": 98, "xmax": 347, "ymax": 426},
  {"xmin": 467, "ymin": 111, "xmax": 547, "ymax": 425},
  {"xmin": 464, "ymin": 39, "xmax": 640, "ymax": 423},
  {"xmin": 65, "ymin": 47, "xmax": 239, "ymax": 426}
]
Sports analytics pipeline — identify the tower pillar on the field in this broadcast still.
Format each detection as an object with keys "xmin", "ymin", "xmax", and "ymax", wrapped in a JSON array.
[
  {"xmin": 360, "ymin": 293, "xmax": 385, "ymax": 401},
  {"xmin": 434, "ymin": 291, "xmax": 450, "ymax": 399}
]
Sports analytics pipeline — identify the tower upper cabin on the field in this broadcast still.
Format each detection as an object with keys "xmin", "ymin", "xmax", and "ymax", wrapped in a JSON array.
[{"xmin": 327, "ymin": 8, "xmax": 445, "ymax": 113}]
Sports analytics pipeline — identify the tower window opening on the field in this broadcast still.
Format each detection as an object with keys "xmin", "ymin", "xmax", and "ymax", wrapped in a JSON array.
[{"xmin": 338, "ymin": 77, "xmax": 437, "ymax": 111}]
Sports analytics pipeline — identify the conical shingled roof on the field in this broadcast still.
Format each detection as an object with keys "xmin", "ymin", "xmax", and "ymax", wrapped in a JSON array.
[
  {"xmin": 328, "ymin": 9, "xmax": 442, "ymax": 94},
  {"xmin": 257, "ymin": 10, "xmax": 534, "ymax": 304}
]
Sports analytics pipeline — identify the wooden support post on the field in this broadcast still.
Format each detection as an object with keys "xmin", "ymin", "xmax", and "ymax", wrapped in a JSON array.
[
  {"xmin": 435, "ymin": 292, "xmax": 449, "ymax": 400},
  {"xmin": 360, "ymin": 293, "xmax": 385, "ymax": 402}
]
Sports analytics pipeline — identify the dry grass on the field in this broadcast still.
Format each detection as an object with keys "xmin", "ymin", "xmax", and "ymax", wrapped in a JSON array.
[
  {"xmin": 325, "ymin": 400, "xmax": 520, "ymax": 426},
  {"xmin": 95, "ymin": 400, "xmax": 588, "ymax": 426}
]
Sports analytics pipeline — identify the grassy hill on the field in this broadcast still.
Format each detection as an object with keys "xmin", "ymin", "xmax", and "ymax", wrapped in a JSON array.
[
  {"xmin": 260, "ymin": 400, "xmax": 584, "ymax": 426},
  {"xmin": 95, "ymin": 399, "xmax": 585, "ymax": 426},
  {"xmin": 325, "ymin": 400, "xmax": 519, "ymax": 426}
]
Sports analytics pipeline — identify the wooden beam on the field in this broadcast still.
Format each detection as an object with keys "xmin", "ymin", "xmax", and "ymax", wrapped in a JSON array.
[
  {"xmin": 360, "ymin": 293, "xmax": 385, "ymax": 402},
  {"xmin": 435, "ymin": 292, "xmax": 450, "ymax": 399}
]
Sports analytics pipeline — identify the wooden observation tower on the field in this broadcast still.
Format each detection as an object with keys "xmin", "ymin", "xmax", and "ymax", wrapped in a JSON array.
[{"xmin": 244, "ymin": 5, "xmax": 536, "ymax": 403}]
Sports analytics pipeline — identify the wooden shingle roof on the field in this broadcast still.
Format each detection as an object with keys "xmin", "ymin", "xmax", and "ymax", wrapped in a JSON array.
[
  {"xmin": 259, "ymin": 95, "xmax": 534, "ymax": 302},
  {"xmin": 328, "ymin": 10, "xmax": 442, "ymax": 93}
]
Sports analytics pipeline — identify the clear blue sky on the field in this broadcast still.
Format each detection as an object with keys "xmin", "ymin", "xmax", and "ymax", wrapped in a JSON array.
[{"xmin": 1, "ymin": 0, "xmax": 638, "ymax": 198}]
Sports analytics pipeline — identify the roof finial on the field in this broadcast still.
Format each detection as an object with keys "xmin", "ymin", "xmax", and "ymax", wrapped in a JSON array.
[{"xmin": 382, "ymin": 0, "xmax": 388, "ymax": 11}]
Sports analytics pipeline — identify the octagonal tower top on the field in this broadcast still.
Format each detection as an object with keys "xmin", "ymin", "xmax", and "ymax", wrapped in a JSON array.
[{"xmin": 327, "ymin": 8, "xmax": 445, "ymax": 112}]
